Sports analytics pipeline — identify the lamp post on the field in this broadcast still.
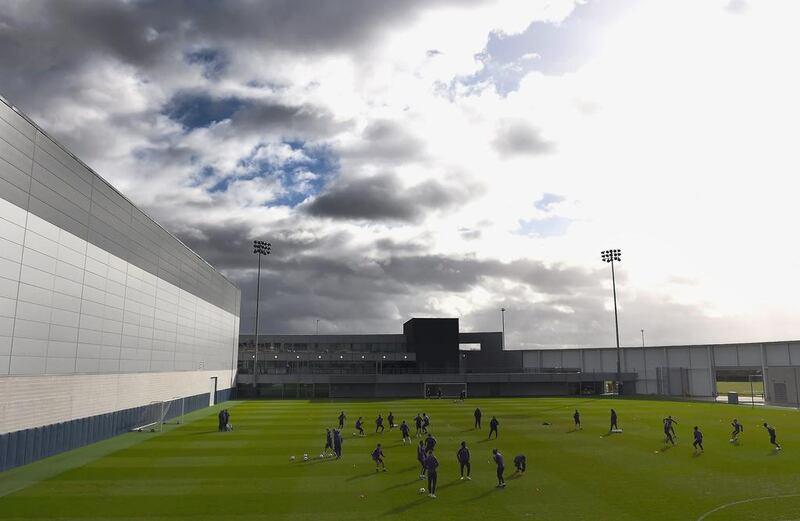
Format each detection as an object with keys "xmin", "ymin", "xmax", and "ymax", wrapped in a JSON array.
[
  {"xmin": 601, "ymin": 249, "xmax": 622, "ymax": 393},
  {"xmin": 252, "ymin": 240, "xmax": 271, "ymax": 390},
  {"xmin": 501, "ymin": 307, "xmax": 506, "ymax": 349},
  {"xmin": 316, "ymin": 319, "xmax": 319, "ymax": 335}
]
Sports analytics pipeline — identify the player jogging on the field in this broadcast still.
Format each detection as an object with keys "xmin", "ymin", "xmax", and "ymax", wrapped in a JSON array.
[
  {"xmin": 730, "ymin": 419, "xmax": 743, "ymax": 442},
  {"xmin": 693, "ymin": 426, "xmax": 704, "ymax": 453},
  {"xmin": 338, "ymin": 411, "xmax": 346, "ymax": 429},
  {"xmin": 355, "ymin": 417, "xmax": 365, "ymax": 437},
  {"xmin": 417, "ymin": 441, "xmax": 427, "ymax": 479},
  {"xmin": 763, "ymin": 423, "xmax": 782, "ymax": 450},
  {"xmin": 573, "ymin": 409, "xmax": 581, "ymax": 430},
  {"xmin": 425, "ymin": 450, "xmax": 439, "ymax": 498},
  {"xmin": 400, "ymin": 420, "xmax": 411, "ymax": 444},
  {"xmin": 663, "ymin": 416, "xmax": 678, "ymax": 445},
  {"xmin": 488, "ymin": 416, "xmax": 499, "ymax": 439},
  {"xmin": 492, "ymin": 448, "xmax": 506, "ymax": 488},
  {"xmin": 610, "ymin": 409, "xmax": 618, "ymax": 432},
  {"xmin": 457, "ymin": 441, "xmax": 471, "ymax": 480},
  {"xmin": 513, "ymin": 454, "xmax": 526, "ymax": 474},
  {"xmin": 376, "ymin": 414, "xmax": 385, "ymax": 433},
  {"xmin": 372, "ymin": 443, "xmax": 387, "ymax": 472}
]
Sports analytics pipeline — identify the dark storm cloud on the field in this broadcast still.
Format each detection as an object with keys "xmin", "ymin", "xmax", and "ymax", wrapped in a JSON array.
[
  {"xmin": 303, "ymin": 172, "xmax": 480, "ymax": 222},
  {"xmin": 341, "ymin": 119, "xmax": 426, "ymax": 161},
  {"xmin": 492, "ymin": 120, "xmax": 555, "ymax": 157}
]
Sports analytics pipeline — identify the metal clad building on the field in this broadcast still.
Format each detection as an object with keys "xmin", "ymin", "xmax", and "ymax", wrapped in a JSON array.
[{"xmin": 0, "ymin": 95, "xmax": 240, "ymax": 470}]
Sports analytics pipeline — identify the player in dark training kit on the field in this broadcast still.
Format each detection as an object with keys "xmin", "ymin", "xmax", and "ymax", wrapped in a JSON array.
[
  {"xmin": 333, "ymin": 428, "xmax": 343, "ymax": 459},
  {"xmin": 663, "ymin": 416, "xmax": 678, "ymax": 445},
  {"xmin": 417, "ymin": 441, "xmax": 427, "ymax": 479},
  {"xmin": 474, "ymin": 407, "xmax": 482, "ymax": 429},
  {"xmin": 610, "ymin": 409, "xmax": 618, "ymax": 432},
  {"xmin": 573, "ymin": 409, "xmax": 581, "ymax": 430},
  {"xmin": 338, "ymin": 411, "xmax": 346, "ymax": 429},
  {"xmin": 763, "ymin": 423, "xmax": 782, "ymax": 450},
  {"xmin": 513, "ymin": 454, "xmax": 526, "ymax": 474},
  {"xmin": 488, "ymin": 416, "xmax": 499, "ymax": 439},
  {"xmin": 388, "ymin": 412, "xmax": 395, "ymax": 428},
  {"xmin": 422, "ymin": 413, "xmax": 430, "ymax": 433},
  {"xmin": 372, "ymin": 443, "xmax": 387, "ymax": 472},
  {"xmin": 492, "ymin": 448, "xmax": 506, "ymax": 488},
  {"xmin": 355, "ymin": 417, "xmax": 365, "ymax": 437},
  {"xmin": 400, "ymin": 420, "xmax": 411, "ymax": 444},
  {"xmin": 693, "ymin": 426, "xmax": 704, "ymax": 453},
  {"xmin": 414, "ymin": 414, "xmax": 423, "ymax": 437},
  {"xmin": 457, "ymin": 441, "xmax": 471, "ymax": 480},
  {"xmin": 375, "ymin": 414, "xmax": 385, "ymax": 433},
  {"xmin": 323, "ymin": 428, "xmax": 334, "ymax": 456},
  {"xmin": 424, "ymin": 433, "xmax": 437, "ymax": 454},
  {"xmin": 425, "ymin": 450, "xmax": 439, "ymax": 498},
  {"xmin": 730, "ymin": 419, "xmax": 743, "ymax": 442}
]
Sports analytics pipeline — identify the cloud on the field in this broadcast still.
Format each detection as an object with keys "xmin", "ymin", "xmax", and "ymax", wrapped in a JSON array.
[
  {"xmin": 492, "ymin": 119, "xmax": 555, "ymax": 156},
  {"xmin": 303, "ymin": 172, "xmax": 481, "ymax": 222}
]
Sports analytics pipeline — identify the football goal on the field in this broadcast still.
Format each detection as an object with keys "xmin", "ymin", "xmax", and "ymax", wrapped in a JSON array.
[
  {"xmin": 130, "ymin": 397, "xmax": 185, "ymax": 432},
  {"xmin": 423, "ymin": 383, "xmax": 467, "ymax": 399}
]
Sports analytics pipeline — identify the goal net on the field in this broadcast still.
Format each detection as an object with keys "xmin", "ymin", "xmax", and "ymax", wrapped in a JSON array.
[
  {"xmin": 423, "ymin": 383, "xmax": 467, "ymax": 399},
  {"xmin": 130, "ymin": 397, "xmax": 185, "ymax": 432}
]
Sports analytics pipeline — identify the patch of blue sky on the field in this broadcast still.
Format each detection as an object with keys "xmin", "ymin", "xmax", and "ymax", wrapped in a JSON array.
[
  {"xmin": 534, "ymin": 192, "xmax": 565, "ymax": 211},
  {"xmin": 185, "ymin": 48, "xmax": 228, "ymax": 79},
  {"xmin": 163, "ymin": 92, "xmax": 245, "ymax": 129},
  {"xmin": 516, "ymin": 216, "xmax": 572, "ymax": 238}
]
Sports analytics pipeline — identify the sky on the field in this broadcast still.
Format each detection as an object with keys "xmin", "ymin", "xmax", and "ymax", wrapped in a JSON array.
[{"xmin": 1, "ymin": 0, "xmax": 799, "ymax": 349}]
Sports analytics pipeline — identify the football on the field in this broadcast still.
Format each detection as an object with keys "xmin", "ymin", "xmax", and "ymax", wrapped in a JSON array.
[
  {"xmin": 419, "ymin": 487, "xmax": 426, "ymax": 494},
  {"xmin": 303, "ymin": 454, "xmax": 309, "ymax": 461},
  {"xmin": 290, "ymin": 456, "xmax": 295, "ymax": 460}
]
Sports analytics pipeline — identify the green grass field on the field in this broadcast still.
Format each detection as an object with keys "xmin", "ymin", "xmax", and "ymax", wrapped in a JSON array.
[{"xmin": 2, "ymin": 397, "xmax": 800, "ymax": 520}]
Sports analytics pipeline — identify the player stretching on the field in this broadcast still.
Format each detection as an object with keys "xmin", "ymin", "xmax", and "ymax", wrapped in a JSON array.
[
  {"xmin": 663, "ymin": 416, "xmax": 678, "ymax": 445},
  {"xmin": 400, "ymin": 420, "xmax": 411, "ymax": 444},
  {"xmin": 693, "ymin": 426, "xmax": 704, "ymax": 453},
  {"xmin": 730, "ymin": 419, "xmax": 743, "ymax": 443},
  {"xmin": 372, "ymin": 443, "xmax": 387, "ymax": 472},
  {"xmin": 375, "ymin": 414, "xmax": 385, "ymax": 434},
  {"xmin": 338, "ymin": 411, "xmax": 346, "ymax": 429},
  {"xmin": 355, "ymin": 417, "xmax": 365, "ymax": 437},
  {"xmin": 513, "ymin": 454, "xmax": 526, "ymax": 474},
  {"xmin": 492, "ymin": 448, "xmax": 506, "ymax": 488},
  {"xmin": 610, "ymin": 409, "xmax": 618, "ymax": 432},
  {"xmin": 425, "ymin": 449, "xmax": 439, "ymax": 498},
  {"xmin": 417, "ymin": 441, "xmax": 427, "ymax": 479},
  {"xmin": 488, "ymin": 416, "xmax": 499, "ymax": 439},
  {"xmin": 763, "ymin": 423, "xmax": 782, "ymax": 450},
  {"xmin": 323, "ymin": 428, "xmax": 334, "ymax": 457},
  {"xmin": 573, "ymin": 409, "xmax": 581, "ymax": 430},
  {"xmin": 457, "ymin": 441, "xmax": 471, "ymax": 480}
]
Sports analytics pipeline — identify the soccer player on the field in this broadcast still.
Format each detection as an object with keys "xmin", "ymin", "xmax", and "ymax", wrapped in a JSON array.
[
  {"xmin": 338, "ymin": 411, "xmax": 346, "ymax": 429},
  {"xmin": 376, "ymin": 414, "xmax": 385, "ymax": 433},
  {"xmin": 218, "ymin": 409, "xmax": 225, "ymax": 432},
  {"xmin": 324, "ymin": 428, "xmax": 334, "ymax": 456},
  {"xmin": 573, "ymin": 409, "xmax": 581, "ymax": 430},
  {"xmin": 693, "ymin": 426, "xmax": 704, "ymax": 453},
  {"xmin": 492, "ymin": 448, "xmax": 506, "ymax": 488},
  {"xmin": 488, "ymin": 416, "xmax": 499, "ymax": 439},
  {"xmin": 333, "ymin": 429, "xmax": 343, "ymax": 459},
  {"xmin": 459, "ymin": 389, "xmax": 466, "ymax": 401},
  {"xmin": 372, "ymin": 443, "xmax": 387, "ymax": 472},
  {"xmin": 610, "ymin": 409, "xmax": 618, "ymax": 432},
  {"xmin": 355, "ymin": 417, "xmax": 365, "ymax": 437},
  {"xmin": 513, "ymin": 454, "xmax": 526, "ymax": 474},
  {"xmin": 417, "ymin": 441, "xmax": 427, "ymax": 479},
  {"xmin": 663, "ymin": 416, "xmax": 678, "ymax": 445},
  {"xmin": 425, "ymin": 449, "xmax": 439, "ymax": 498},
  {"xmin": 424, "ymin": 433, "xmax": 437, "ymax": 453},
  {"xmin": 664, "ymin": 415, "xmax": 678, "ymax": 438},
  {"xmin": 474, "ymin": 407, "xmax": 482, "ymax": 429},
  {"xmin": 400, "ymin": 420, "xmax": 411, "ymax": 444},
  {"xmin": 763, "ymin": 423, "xmax": 782, "ymax": 450},
  {"xmin": 388, "ymin": 412, "xmax": 395, "ymax": 428},
  {"xmin": 730, "ymin": 419, "xmax": 743, "ymax": 442},
  {"xmin": 422, "ymin": 413, "xmax": 430, "ymax": 433},
  {"xmin": 457, "ymin": 441, "xmax": 471, "ymax": 480},
  {"xmin": 414, "ymin": 414, "xmax": 423, "ymax": 437}
]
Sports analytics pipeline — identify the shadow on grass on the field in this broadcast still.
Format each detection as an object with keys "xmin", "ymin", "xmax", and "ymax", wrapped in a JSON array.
[
  {"xmin": 692, "ymin": 451, "xmax": 704, "ymax": 458},
  {"xmin": 463, "ymin": 487, "xmax": 500, "ymax": 503},
  {"xmin": 346, "ymin": 471, "xmax": 381, "ymax": 481},
  {"xmin": 383, "ymin": 497, "xmax": 429, "ymax": 515},
  {"xmin": 384, "ymin": 479, "xmax": 424, "ymax": 491}
]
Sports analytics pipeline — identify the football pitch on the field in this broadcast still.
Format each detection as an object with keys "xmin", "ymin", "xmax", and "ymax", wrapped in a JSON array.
[{"xmin": 2, "ymin": 397, "xmax": 800, "ymax": 521}]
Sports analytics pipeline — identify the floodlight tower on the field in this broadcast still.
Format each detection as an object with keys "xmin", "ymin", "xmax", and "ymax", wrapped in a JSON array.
[
  {"xmin": 252, "ymin": 240, "xmax": 271, "ymax": 390},
  {"xmin": 601, "ymin": 249, "xmax": 622, "ymax": 393},
  {"xmin": 500, "ymin": 307, "xmax": 506, "ymax": 349}
]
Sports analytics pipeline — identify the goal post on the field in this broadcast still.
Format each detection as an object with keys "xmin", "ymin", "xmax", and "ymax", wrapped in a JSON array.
[
  {"xmin": 130, "ymin": 397, "xmax": 185, "ymax": 432},
  {"xmin": 423, "ymin": 383, "xmax": 467, "ymax": 399}
]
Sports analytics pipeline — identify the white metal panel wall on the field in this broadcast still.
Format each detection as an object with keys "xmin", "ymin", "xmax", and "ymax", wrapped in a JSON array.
[
  {"xmin": 562, "ymin": 350, "xmax": 581, "ymax": 368},
  {"xmin": 766, "ymin": 343, "xmax": 790, "ymax": 366},
  {"xmin": 689, "ymin": 347, "xmax": 709, "ymax": 368},
  {"xmin": 542, "ymin": 350, "xmax": 561, "ymax": 368},
  {"xmin": 583, "ymin": 349, "xmax": 602, "ymax": 372},
  {"xmin": 522, "ymin": 350, "xmax": 540, "ymax": 369},
  {"xmin": 737, "ymin": 344, "xmax": 762, "ymax": 366},
  {"xmin": 714, "ymin": 345, "xmax": 738, "ymax": 366}
]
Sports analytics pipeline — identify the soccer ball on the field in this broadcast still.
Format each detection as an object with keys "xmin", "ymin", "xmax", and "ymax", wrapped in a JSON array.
[
  {"xmin": 419, "ymin": 487, "xmax": 426, "ymax": 494},
  {"xmin": 290, "ymin": 456, "xmax": 295, "ymax": 461},
  {"xmin": 303, "ymin": 454, "xmax": 309, "ymax": 461},
  {"xmin": 319, "ymin": 454, "xmax": 324, "ymax": 459}
]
